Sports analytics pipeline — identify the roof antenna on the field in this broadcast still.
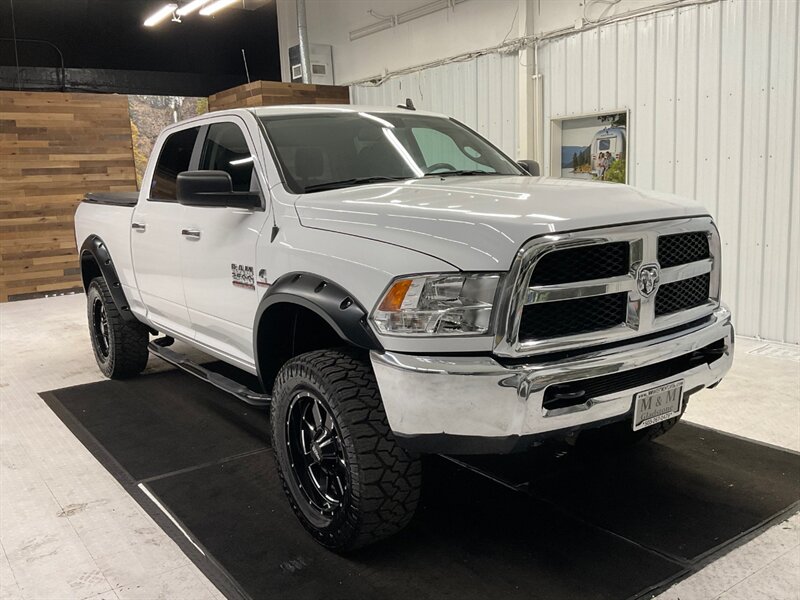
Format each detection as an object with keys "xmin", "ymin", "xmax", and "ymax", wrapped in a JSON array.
[
  {"xmin": 241, "ymin": 48, "xmax": 251, "ymax": 84},
  {"xmin": 397, "ymin": 98, "xmax": 416, "ymax": 111}
]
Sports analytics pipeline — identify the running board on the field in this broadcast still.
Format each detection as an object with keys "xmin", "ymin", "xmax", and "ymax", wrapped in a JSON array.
[{"xmin": 147, "ymin": 342, "xmax": 271, "ymax": 408}]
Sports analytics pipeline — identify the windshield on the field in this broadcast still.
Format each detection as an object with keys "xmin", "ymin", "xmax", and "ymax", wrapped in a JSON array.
[{"xmin": 258, "ymin": 112, "xmax": 523, "ymax": 193}]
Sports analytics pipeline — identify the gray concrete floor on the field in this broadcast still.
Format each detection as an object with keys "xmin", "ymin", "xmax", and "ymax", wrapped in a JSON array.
[{"xmin": 1, "ymin": 294, "xmax": 798, "ymax": 600}]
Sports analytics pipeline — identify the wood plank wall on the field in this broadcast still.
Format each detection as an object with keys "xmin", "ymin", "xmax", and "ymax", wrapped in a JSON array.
[
  {"xmin": 208, "ymin": 81, "xmax": 350, "ymax": 111},
  {"xmin": 0, "ymin": 92, "xmax": 137, "ymax": 302},
  {"xmin": 0, "ymin": 82, "xmax": 346, "ymax": 302}
]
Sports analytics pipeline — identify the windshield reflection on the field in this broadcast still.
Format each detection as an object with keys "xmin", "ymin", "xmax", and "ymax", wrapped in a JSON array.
[{"xmin": 259, "ymin": 111, "xmax": 524, "ymax": 194}]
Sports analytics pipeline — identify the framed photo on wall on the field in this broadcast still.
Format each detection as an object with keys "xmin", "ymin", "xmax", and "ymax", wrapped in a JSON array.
[{"xmin": 550, "ymin": 110, "xmax": 629, "ymax": 184}]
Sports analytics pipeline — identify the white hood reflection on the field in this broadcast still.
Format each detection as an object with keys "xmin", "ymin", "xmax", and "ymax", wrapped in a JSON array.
[{"xmin": 295, "ymin": 176, "xmax": 707, "ymax": 270}]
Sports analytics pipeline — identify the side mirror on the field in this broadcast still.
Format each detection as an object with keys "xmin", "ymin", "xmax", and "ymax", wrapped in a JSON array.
[
  {"xmin": 517, "ymin": 160, "xmax": 540, "ymax": 176},
  {"xmin": 176, "ymin": 170, "xmax": 261, "ymax": 209}
]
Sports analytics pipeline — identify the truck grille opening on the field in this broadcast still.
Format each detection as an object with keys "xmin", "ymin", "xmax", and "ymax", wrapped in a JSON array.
[
  {"xmin": 657, "ymin": 231, "xmax": 710, "ymax": 268},
  {"xmin": 519, "ymin": 293, "xmax": 627, "ymax": 341},
  {"xmin": 507, "ymin": 220, "xmax": 720, "ymax": 356},
  {"xmin": 655, "ymin": 273, "xmax": 710, "ymax": 316},
  {"xmin": 529, "ymin": 242, "xmax": 629, "ymax": 286},
  {"xmin": 542, "ymin": 338, "xmax": 727, "ymax": 411}
]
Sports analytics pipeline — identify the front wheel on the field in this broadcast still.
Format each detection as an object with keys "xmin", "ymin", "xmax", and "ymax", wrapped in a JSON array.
[
  {"xmin": 270, "ymin": 348, "xmax": 421, "ymax": 551},
  {"xmin": 86, "ymin": 277, "xmax": 149, "ymax": 379}
]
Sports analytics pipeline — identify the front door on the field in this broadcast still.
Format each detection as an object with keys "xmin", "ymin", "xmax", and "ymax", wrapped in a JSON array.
[
  {"xmin": 131, "ymin": 124, "xmax": 201, "ymax": 339},
  {"xmin": 179, "ymin": 119, "xmax": 270, "ymax": 371}
]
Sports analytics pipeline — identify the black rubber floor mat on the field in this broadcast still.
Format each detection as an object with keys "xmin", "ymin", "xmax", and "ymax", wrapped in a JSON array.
[
  {"xmin": 44, "ymin": 371, "xmax": 270, "ymax": 481},
  {"xmin": 42, "ymin": 370, "xmax": 800, "ymax": 600},
  {"xmin": 145, "ymin": 451, "xmax": 680, "ymax": 600},
  {"xmin": 457, "ymin": 426, "xmax": 800, "ymax": 563}
]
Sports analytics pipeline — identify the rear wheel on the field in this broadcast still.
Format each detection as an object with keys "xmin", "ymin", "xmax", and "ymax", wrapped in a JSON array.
[
  {"xmin": 86, "ymin": 277, "xmax": 149, "ymax": 379},
  {"xmin": 271, "ymin": 348, "xmax": 421, "ymax": 551}
]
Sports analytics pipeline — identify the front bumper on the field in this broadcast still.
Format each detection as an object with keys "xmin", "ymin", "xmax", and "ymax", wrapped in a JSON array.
[{"xmin": 370, "ymin": 306, "xmax": 734, "ymax": 454}]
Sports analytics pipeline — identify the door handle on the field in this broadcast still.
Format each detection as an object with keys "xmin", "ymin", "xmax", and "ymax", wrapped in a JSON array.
[
  {"xmin": 181, "ymin": 228, "xmax": 201, "ymax": 239},
  {"xmin": 131, "ymin": 222, "xmax": 146, "ymax": 232}
]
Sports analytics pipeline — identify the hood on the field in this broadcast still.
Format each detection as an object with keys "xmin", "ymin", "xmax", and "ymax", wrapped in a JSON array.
[{"xmin": 295, "ymin": 176, "xmax": 709, "ymax": 271}]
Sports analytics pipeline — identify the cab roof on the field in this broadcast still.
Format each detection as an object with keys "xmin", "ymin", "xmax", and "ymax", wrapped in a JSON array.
[
  {"xmin": 250, "ymin": 104, "xmax": 448, "ymax": 119},
  {"xmin": 159, "ymin": 105, "xmax": 450, "ymax": 133}
]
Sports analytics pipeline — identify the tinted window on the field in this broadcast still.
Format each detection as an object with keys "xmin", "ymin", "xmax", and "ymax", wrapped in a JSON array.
[
  {"xmin": 259, "ymin": 113, "xmax": 522, "ymax": 194},
  {"xmin": 199, "ymin": 122, "xmax": 256, "ymax": 192},
  {"xmin": 598, "ymin": 139, "xmax": 611, "ymax": 150},
  {"xmin": 151, "ymin": 126, "xmax": 200, "ymax": 201},
  {"xmin": 412, "ymin": 127, "xmax": 486, "ymax": 172}
]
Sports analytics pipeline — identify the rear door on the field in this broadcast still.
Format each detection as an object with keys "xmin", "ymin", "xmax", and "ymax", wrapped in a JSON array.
[
  {"xmin": 131, "ymin": 125, "xmax": 201, "ymax": 338},
  {"xmin": 179, "ymin": 118, "xmax": 270, "ymax": 370}
]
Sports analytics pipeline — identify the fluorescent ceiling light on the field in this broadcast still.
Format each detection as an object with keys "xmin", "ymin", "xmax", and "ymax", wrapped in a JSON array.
[
  {"xmin": 350, "ymin": 19, "xmax": 393, "ymax": 41},
  {"xmin": 176, "ymin": 0, "xmax": 211, "ymax": 16},
  {"xmin": 229, "ymin": 156, "xmax": 254, "ymax": 166},
  {"xmin": 349, "ymin": 0, "xmax": 467, "ymax": 41},
  {"xmin": 200, "ymin": 0, "xmax": 239, "ymax": 16},
  {"xmin": 144, "ymin": 3, "xmax": 178, "ymax": 26}
]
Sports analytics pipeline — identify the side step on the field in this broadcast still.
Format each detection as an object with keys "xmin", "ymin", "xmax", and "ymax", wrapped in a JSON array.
[{"xmin": 147, "ymin": 341, "xmax": 271, "ymax": 408}]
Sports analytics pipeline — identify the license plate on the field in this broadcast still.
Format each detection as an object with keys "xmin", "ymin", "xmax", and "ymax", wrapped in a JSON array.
[{"xmin": 632, "ymin": 380, "xmax": 684, "ymax": 431}]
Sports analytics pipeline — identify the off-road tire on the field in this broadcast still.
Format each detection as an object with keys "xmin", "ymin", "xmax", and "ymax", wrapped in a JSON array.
[
  {"xmin": 86, "ymin": 277, "xmax": 149, "ymax": 379},
  {"xmin": 271, "ymin": 348, "xmax": 421, "ymax": 552},
  {"xmin": 577, "ymin": 398, "xmax": 689, "ymax": 449}
]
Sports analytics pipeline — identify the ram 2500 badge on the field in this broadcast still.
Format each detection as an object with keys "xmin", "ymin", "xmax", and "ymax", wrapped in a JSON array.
[{"xmin": 75, "ymin": 105, "xmax": 733, "ymax": 550}]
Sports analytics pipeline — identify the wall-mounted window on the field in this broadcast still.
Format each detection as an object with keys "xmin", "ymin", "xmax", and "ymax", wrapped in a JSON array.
[{"xmin": 550, "ymin": 111, "xmax": 629, "ymax": 184}]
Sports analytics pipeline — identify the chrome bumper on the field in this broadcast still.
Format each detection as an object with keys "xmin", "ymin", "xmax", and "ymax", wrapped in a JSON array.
[{"xmin": 370, "ymin": 306, "xmax": 734, "ymax": 454}]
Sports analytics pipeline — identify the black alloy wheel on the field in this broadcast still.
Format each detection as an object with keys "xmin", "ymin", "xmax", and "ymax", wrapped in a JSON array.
[
  {"xmin": 285, "ymin": 390, "xmax": 349, "ymax": 517},
  {"xmin": 271, "ymin": 348, "xmax": 421, "ymax": 551},
  {"xmin": 86, "ymin": 276, "xmax": 149, "ymax": 379},
  {"xmin": 92, "ymin": 297, "xmax": 111, "ymax": 359}
]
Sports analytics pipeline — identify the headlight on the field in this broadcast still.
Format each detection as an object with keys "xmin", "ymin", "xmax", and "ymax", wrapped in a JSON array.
[{"xmin": 371, "ymin": 273, "xmax": 502, "ymax": 335}]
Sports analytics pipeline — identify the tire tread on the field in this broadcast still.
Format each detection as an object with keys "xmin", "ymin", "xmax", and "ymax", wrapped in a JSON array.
[
  {"xmin": 271, "ymin": 348, "xmax": 421, "ymax": 551},
  {"xmin": 88, "ymin": 277, "xmax": 149, "ymax": 379}
]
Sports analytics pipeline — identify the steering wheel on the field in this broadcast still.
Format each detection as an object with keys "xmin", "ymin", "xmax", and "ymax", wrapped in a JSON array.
[{"xmin": 425, "ymin": 162, "xmax": 457, "ymax": 174}]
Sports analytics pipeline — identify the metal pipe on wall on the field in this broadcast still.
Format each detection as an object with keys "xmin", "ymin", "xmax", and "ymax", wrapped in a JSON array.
[
  {"xmin": 0, "ymin": 37, "xmax": 67, "ymax": 91},
  {"xmin": 296, "ymin": 0, "xmax": 312, "ymax": 83},
  {"xmin": 530, "ymin": 41, "xmax": 544, "ymax": 167}
]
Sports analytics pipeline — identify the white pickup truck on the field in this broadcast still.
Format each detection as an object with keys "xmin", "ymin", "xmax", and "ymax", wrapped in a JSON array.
[{"xmin": 75, "ymin": 104, "xmax": 734, "ymax": 550}]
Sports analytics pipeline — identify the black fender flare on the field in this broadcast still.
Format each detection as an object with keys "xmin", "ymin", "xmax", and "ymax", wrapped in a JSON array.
[
  {"xmin": 79, "ymin": 235, "xmax": 137, "ymax": 322},
  {"xmin": 253, "ymin": 272, "xmax": 383, "ymax": 374}
]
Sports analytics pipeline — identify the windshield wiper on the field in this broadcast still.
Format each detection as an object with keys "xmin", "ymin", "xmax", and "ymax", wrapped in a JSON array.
[
  {"xmin": 424, "ymin": 170, "xmax": 499, "ymax": 177},
  {"xmin": 303, "ymin": 176, "xmax": 410, "ymax": 193}
]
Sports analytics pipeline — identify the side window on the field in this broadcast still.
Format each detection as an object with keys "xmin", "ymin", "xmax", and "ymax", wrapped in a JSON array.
[
  {"xmin": 150, "ymin": 126, "xmax": 200, "ymax": 201},
  {"xmin": 411, "ymin": 127, "xmax": 487, "ymax": 172},
  {"xmin": 199, "ymin": 122, "xmax": 256, "ymax": 192}
]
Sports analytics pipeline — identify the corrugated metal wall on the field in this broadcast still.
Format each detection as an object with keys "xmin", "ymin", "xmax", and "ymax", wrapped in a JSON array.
[
  {"xmin": 540, "ymin": 0, "xmax": 798, "ymax": 344},
  {"xmin": 351, "ymin": 0, "xmax": 798, "ymax": 344},
  {"xmin": 350, "ymin": 52, "xmax": 520, "ymax": 157}
]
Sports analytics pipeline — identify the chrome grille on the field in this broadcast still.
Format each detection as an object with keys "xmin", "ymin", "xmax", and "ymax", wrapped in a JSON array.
[{"xmin": 494, "ymin": 218, "xmax": 720, "ymax": 357}]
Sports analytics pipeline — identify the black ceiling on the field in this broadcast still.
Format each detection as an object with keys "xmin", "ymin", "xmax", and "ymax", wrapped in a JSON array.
[{"xmin": 0, "ymin": 0, "xmax": 280, "ymax": 94}]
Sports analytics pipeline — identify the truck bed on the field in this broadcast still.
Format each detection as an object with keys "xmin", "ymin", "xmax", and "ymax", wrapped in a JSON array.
[
  {"xmin": 74, "ymin": 194, "xmax": 140, "ymax": 312},
  {"xmin": 83, "ymin": 191, "xmax": 139, "ymax": 207}
]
